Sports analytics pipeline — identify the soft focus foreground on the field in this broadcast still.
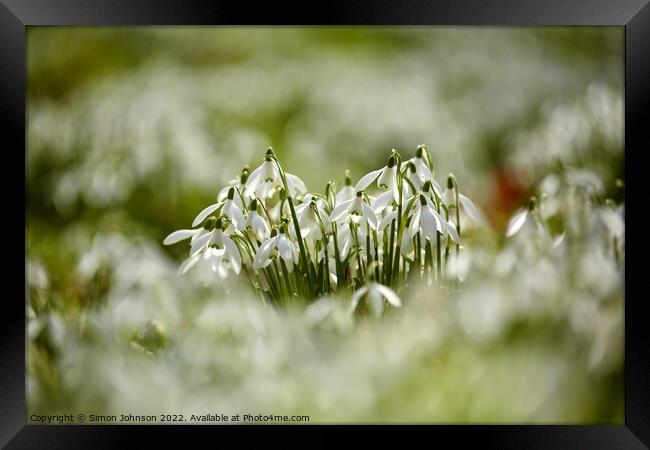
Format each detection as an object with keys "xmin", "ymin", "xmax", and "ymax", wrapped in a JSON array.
[{"xmin": 26, "ymin": 27, "xmax": 624, "ymax": 423}]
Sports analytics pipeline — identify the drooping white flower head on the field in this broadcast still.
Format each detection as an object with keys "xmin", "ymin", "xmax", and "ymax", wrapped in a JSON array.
[
  {"xmin": 330, "ymin": 191, "xmax": 378, "ymax": 230},
  {"xmin": 173, "ymin": 218, "xmax": 242, "ymax": 277},
  {"xmin": 245, "ymin": 199, "xmax": 271, "ymax": 241},
  {"xmin": 295, "ymin": 197, "xmax": 332, "ymax": 243},
  {"xmin": 246, "ymin": 156, "xmax": 281, "ymax": 200},
  {"xmin": 217, "ymin": 166, "xmax": 251, "ymax": 209},
  {"xmin": 505, "ymin": 197, "xmax": 551, "ymax": 245},
  {"xmin": 253, "ymin": 228, "xmax": 298, "ymax": 272},
  {"xmin": 191, "ymin": 187, "xmax": 245, "ymax": 231},
  {"xmin": 408, "ymin": 194, "xmax": 460, "ymax": 245},
  {"xmin": 354, "ymin": 154, "xmax": 399, "ymax": 195},
  {"xmin": 246, "ymin": 153, "xmax": 308, "ymax": 200},
  {"xmin": 407, "ymin": 145, "xmax": 443, "ymax": 197},
  {"xmin": 441, "ymin": 173, "xmax": 481, "ymax": 223},
  {"xmin": 350, "ymin": 282, "xmax": 402, "ymax": 318},
  {"xmin": 336, "ymin": 171, "xmax": 355, "ymax": 204}
]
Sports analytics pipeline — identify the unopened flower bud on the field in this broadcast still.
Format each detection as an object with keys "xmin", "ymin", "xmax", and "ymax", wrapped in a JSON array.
[
  {"xmin": 240, "ymin": 166, "xmax": 250, "ymax": 184},
  {"xmin": 345, "ymin": 170, "xmax": 352, "ymax": 186},
  {"xmin": 447, "ymin": 174, "xmax": 456, "ymax": 190}
]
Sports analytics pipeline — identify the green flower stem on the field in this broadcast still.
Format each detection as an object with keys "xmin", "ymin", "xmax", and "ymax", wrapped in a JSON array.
[
  {"xmin": 271, "ymin": 154, "xmax": 315, "ymax": 298},
  {"xmin": 387, "ymin": 219, "xmax": 395, "ymax": 285},
  {"xmin": 332, "ymin": 223, "xmax": 343, "ymax": 289},
  {"xmin": 454, "ymin": 184, "xmax": 461, "ymax": 255},
  {"xmin": 279, "ymin": 258, "xmax": 295, "ymax": 303},
  {"xmin": 352, "ymin": 222, "xmax": 363, "ymax": 280},
  {"xmin": 366, "ymin": 223, "xmax": 372, "ymax": 281},
  {"xmin": 372, "ymin": 229, "xmax": 380, "ymax": 282}
]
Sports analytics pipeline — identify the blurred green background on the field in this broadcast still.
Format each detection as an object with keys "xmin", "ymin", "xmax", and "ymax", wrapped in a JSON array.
[{"xmin": 26, "ymin": 27, "xmax": 624, "ymax": 423}]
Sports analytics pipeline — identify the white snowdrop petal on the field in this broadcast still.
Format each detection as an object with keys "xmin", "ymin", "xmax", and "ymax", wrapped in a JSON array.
[
  {"xmin": 190, "ymin": 231, "xmax": 212, "ymax": 257},
  {"xmin": 336, "ymin": 186, "xmax": 355, "ymax": 203},
  {"xmin": 277, "ymin": 236, "xmax": 293, "ymax": 260},
  {"xmin": 442, "ymin": 189, "xmax": 454, "ymax": 207},
  {"xmin": 254, "ymin": 236, "xmax": 277, "ymax": 269},
  {"xmin": 178, "ymin": 254, "xmax": 200, "ymax": 275},
  {"xmin": 245, "ymin": 165, "xmax": 263, "ymax": 189},
  {"xmin": 287, "ymin": 173, "xmax": 307, "ymax": 194},
  {"xmin": 190, "ymin": 228, "xmax": 208, "ymax": 243},
  {"xmin": 330, "ymin": 199, "xmax": 353, "ymax": 222},
  {"xmin": 377, "ymin": 166, "xmax": 396, "ymax": 189},
  {"xmin": 429, "ymin": 178, "xmax": 443, "ymax": 198},
  {"xmin": 192, "ymin": 202, "xmax": 223, "ymax": 227},
  {"xmin": 378, "ymin": 210, "xmax": 397, "ymax": 232},
  {"xmin": 229, "ymin": 204, "xmax": 246, "ymax": 230},
  {"xmin": 368, "ymin": 286, "xmax": 385, "ymax": 318},
  {"xmin": 505, "ymin": 210, "xmax": 529, "ymax": 238},
  {"xmin": 420, "ymin": 208, "xmax": 438, "ymax": 242},
  {"xmin": 362, "ymin": 202, "xmax": 378, "ymax": 230},
  {"xmin": 163, "ymin": 229, "xmax": 197, "ymax": 246},
  {"xmin": 222, "ymin": 233, "xmax": 240, "ymax": 260},
  {"xmin": 354, "ymin": 169, "xmax": 382, "ymax": 192},
  {"xmin": 445, "ymin": 220, "xmax": 460, "ymax": 244},
  {"xmin": 350, "ymin": 286, "xmax": 368, "ymax": 313},
  {"xmin": 459, "ymin": 194, "xmax": 480, "ymax": 221},
  {"xmin": 372, "ymin": 190, "xmax": 394, "ymax": 213},
  {"xmin": 408, "ymin": 208, "xmax": 421, "ymax": 239},
  {"xmin": 375, "ymin": 284, "xmax": 402, "ymax": 307}
]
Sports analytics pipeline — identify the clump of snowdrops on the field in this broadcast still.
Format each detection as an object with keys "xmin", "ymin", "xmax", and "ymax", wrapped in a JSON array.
[{"xmin": 164, "ymin": 146, "xmax": 480, "ymax": 315}]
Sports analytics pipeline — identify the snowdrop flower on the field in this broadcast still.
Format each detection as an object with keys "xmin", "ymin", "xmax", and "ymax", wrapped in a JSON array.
[
  {"xmin": 336, "ymin": 171, "xmax": 355, "ymax": 204},
  {"xmin": 203, "ymin": 246, "xmax": 239, "ymax": 279},
  {"xmin": 189, "ymin": 219, "xmax": 240, "ymax": 260},
  {"xmin": 174, "ymin": 218, "xmax": 242, "ymax": 277},
  {"xmin": 354, "ymin": 154, "xmax": 399, "ymax": 194},
  {"xmin": 371, "ymin": 190, "xmax": 395, "ymax": 215},
  {"xmin": 245, "ymin": 199, "xmax": 270, "ymax": 241},
  {"xmin": 407, "ymin": 146, "xmax": 443, "ymax": 196},
  {"xmin": 245, "ymin": 156, "xmax": 280, "ymax": 200},
  {"xmin": 409, "ymin": 194, "xmax": 460, "ymax": 244},
  {"xmin": 253, "ymin": 228, "xmax": 298, "ymax": 272},
  {"xmin": 191, "ymin": 187, "xmax": 245, "ymax": 230},
  {"xmin": 350, "ymin": 282, "xmax": 402, "ymax": 318},
  {"xmin": 505, "ymin": 197, "xmax": 550, "ymax": 240},
  {"xmin": 330, "ymin": 191, "xmax": 378, "ymax": 229},
  {"xmin": 246, "ymin": 154, "xmax": 308, "ymax": 200},
  {"xmin": 332, "ymin": 222, "xmax": 356, "ymax": 260},
  {"xmin": 505, "ymin": 206, "xmax": 532, "ymax": 238},
  {"xmin": 296, "ymin": 198, "xmax": 332, "ymax": 242},
  {"xmin": 441, "ymin": 174, "xmax": 480, "ymax": 222},
  {"xmin": 217, "ymin": 166, "xmax": 250, "ymax": 208}
]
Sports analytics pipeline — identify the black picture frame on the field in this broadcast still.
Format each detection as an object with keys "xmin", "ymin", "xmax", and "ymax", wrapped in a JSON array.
[{"xmin": 4, "ymin": 0, "xmax": 649, "ymax": 447}]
